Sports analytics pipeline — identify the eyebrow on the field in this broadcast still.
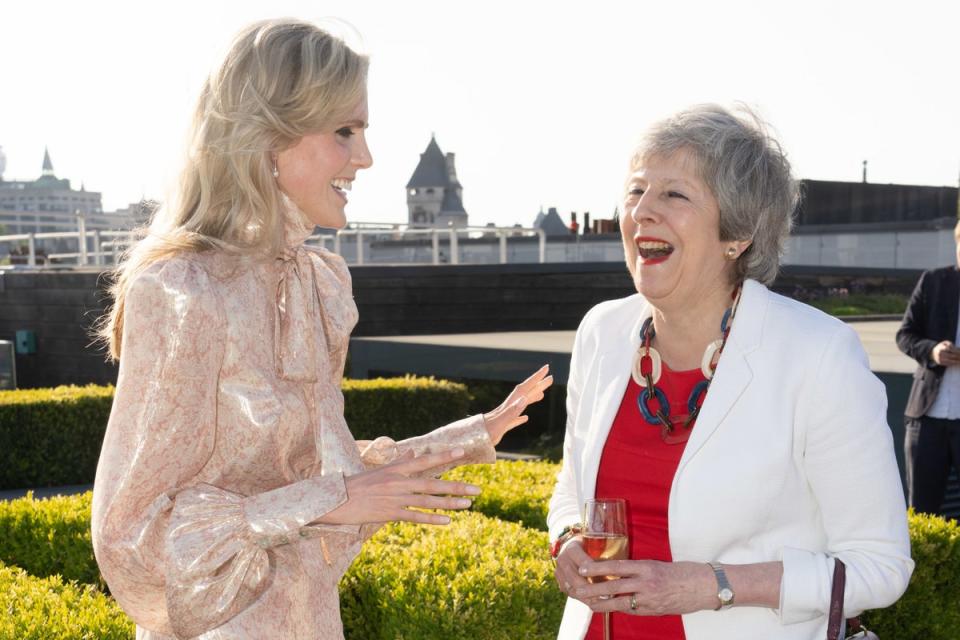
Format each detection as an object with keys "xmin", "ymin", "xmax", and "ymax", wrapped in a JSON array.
[
  {"xmin": 629, "ymin": 173, "xmax": 697, "ymax": 189},
  {"xmin": 342, "ymin": 119, "xmax": 369, "ymax": 129}
]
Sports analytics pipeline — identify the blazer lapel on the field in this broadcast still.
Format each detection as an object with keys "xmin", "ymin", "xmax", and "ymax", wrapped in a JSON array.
[
  {"xmin": 580, "ymin": 299, "xmax": 650, "ymax": 502},
  {"xmin": 677, "ymin": 280, "xmax": 765, "ymax": 473}
]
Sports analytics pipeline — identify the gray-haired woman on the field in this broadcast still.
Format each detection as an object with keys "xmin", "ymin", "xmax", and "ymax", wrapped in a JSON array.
[{"xmin": 548, "ymin": 104, "xmax": 912, "ymax": 639}]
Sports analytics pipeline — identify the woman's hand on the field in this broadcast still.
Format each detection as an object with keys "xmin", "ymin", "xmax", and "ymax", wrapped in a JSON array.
[
  {"xmin": 483, "ymin": 365, "xmax": 553, "ymax": 446},
  {"xmin": 319, "ymin": 449, "xmax": 481, "ymax": 526},
  {"xmin": 554, "ymin": 537, "xmax": 593, "ymax": 601},
  {"xmin": 573, "ymin": 560, "xmax": 717, "ymax": 615}
]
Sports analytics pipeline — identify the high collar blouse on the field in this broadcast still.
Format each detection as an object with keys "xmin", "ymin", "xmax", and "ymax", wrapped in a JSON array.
[{"xmin": 91, "ymin": 203, "xmax": 495, "ymax": 639}]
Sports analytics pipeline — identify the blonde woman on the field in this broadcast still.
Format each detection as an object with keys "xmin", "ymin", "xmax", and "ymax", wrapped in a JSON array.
[{"xmin": 91, "ymin": 19, "xmax": 551, "ymax": 640}]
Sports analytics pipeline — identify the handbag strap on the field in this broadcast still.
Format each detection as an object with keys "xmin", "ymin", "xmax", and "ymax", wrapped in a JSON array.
[{"xmin": 827, "ymin": 558, "xmax": 846, "ymax": 640}]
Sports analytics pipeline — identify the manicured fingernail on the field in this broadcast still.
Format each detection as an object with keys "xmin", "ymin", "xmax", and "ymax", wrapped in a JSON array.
[
  {"xmin": 451, "ymin": 448, "xmax": 465, "ymax": 458},
  {"xmin": 455, "ymin": 498, "xmax": 472, "ymax": 508},
  {"xmin": 578, "ymin": 567, "xmax": 588, "ymax": 575},
  {"xmin": 438, "ymin": 515, "xmax": 451, "ymax": 524},
  {"xmin": 465, "ymin": 485, "xmax": 481, "ymax": 495}
]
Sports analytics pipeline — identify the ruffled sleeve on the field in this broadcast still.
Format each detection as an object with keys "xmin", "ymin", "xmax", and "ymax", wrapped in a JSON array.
[
  {"xmin": 163, "ymin": 475, "xmax": 352, "ymax": 637},
  {"xmin": 357, "ymin": 414, "xmax": 496, "ymax": 475}
]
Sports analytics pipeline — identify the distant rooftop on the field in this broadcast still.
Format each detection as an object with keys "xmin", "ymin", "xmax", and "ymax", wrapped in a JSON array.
[
  {"xmin": 406, "ymin": 135, "xmax": 460, "ymax": 189},
  {"xmin": 797, "ymin": 179, "xmax": 958, "ymax": 226}
]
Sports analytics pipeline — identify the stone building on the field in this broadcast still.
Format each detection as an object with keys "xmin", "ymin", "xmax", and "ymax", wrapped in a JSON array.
[
  {"xmin": 406, "ymin": 136, "xmax": 468, "ymax": 229},
  {"xmin": 0, "ymin": 148, "xmax": 103, "ymax": 219}
]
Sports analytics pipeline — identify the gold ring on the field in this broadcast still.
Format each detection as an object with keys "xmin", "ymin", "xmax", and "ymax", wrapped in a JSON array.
[{"xmin": 629, "ymin": 593, "xmax": 639, "ymax": 611}]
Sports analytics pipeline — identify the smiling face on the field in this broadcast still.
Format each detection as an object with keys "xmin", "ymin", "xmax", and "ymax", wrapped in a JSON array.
[
  {"xmin": 621, "ymin": 149, "xmax": 746, "ymax": 311},
  {"xmin": 275, "ymin": 97, "xmax": 372, "ymax": 229}
]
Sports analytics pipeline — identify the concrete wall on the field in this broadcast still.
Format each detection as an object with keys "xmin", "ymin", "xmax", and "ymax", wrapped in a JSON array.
[{"xmin": 0, "ymin": 263, "xmax": 923, "ymax": 389}]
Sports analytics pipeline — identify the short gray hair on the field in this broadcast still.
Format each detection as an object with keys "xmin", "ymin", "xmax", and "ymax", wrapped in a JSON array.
[{"xmin": 631, "ymin": 104, "xmax": 799, "ymax": 285}]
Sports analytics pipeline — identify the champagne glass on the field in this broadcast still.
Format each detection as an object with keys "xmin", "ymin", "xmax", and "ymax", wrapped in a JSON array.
[{"xmin": 582, "ymin": 498, "xmax": 628, "ymax": 640}]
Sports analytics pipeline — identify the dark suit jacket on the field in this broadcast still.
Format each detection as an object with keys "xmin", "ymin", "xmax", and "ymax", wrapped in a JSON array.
[{"xmin": 896, "ymin": 265, "xmax": 960, "ymax": 418}]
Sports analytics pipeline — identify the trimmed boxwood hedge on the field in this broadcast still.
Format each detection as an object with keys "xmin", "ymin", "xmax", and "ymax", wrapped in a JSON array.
[
  {"xmin": 0, "ymin": 377, "xmax": 471, "ymax": 490},
  {"xmin": 0, "ymin": 385, "xmax": 113, "ymax": 490},
  {"xmin": 0, "ymin": 491, "xmax": 101, "ymax": 588},
  {"xmin": 443, "ymin": 460, "xmax": 559, "ymax": 530},
  {"xmin": 2, "ymin": 474, "xmax": 960, "ymax": 639},
  {"xmin": 0, "ymin": 561, "xmax": 133, "ymax": 639},
  {"xmin": 342, "ymin": 376, "xmax": 471, "ymax": 441},
  {"xmin": 861, "ymin": 510, "xmax": 960, "ymax": 635},
  {"xmin": 340, "ymin": 511, "xmax": 564, "ymax": 640}
]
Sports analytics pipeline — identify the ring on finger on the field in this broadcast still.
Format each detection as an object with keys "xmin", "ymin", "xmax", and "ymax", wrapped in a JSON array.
[
  {"xmin": 564, "ymin": 581, "xmax": 571, "ymax": 592},
  {"xmin": 629, "ymin": 593, "xmax": 639, "ymax": 611}
]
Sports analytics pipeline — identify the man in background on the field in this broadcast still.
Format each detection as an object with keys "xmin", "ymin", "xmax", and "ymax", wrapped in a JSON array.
[{"xmin": 896, "ymin": 220, "xmax": 960, "ymax": 516}]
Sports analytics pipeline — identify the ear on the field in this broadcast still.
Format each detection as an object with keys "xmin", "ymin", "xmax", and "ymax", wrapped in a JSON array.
[{"xmin": 731, "ymin": 239, "xmax": 752, "ymax": 259}]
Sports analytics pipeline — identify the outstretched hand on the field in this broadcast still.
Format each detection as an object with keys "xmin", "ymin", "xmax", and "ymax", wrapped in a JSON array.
[
  {"xmin": 483, "ymin": 365, "xmax": 553, "ymax": 446},
  {"xmin": 319, "ymin": 448, "xmax": 481, "ymax": 527}
]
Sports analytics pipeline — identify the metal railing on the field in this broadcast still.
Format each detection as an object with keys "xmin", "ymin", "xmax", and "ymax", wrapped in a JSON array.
[
  {"xmin": 0, "ymin": 222, "xmax": 547, "ymax": 268},
  {"xmin": 0, "ymin": 229, "xmax": 136, "ymax": 267},
  {"xmin": 325, "ymin": 226, "xmax": 546, "ymax": 265}
]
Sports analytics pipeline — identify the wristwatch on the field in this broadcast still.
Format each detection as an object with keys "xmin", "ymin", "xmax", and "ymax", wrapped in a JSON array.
[{"xmin": 708, "ymin": 562, "xmax": 735, "ymax": 610}]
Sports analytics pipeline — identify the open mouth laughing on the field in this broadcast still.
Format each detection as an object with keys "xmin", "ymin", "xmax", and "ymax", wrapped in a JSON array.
[
  {"xmin": 635, "ymin": 237, "xmax": 674, "ymax": 263},
  {"xmin": 331, "ymin": 178, "xmax": 352, "ymax": 200}
]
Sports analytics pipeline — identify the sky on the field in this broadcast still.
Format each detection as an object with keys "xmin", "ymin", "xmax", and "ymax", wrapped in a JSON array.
[{"xmin": 1, "ymin": 0, "xmax": 958, "ymax": 228}]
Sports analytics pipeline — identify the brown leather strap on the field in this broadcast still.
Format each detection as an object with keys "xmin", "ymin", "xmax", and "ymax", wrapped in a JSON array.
[{"xmin": 827, "ymin": 559, "xmax": 846, "ymax": 640}]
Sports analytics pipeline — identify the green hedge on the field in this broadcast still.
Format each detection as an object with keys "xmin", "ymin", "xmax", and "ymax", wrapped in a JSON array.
[
  {"xmin": 340, "ymin": 511, "xmax": 564, "ymax": 640},
  {"xmin": 0, "ymin": 491, "xmax": 101, "ymax": 588},
  {"xmin": 342, "ymin": 376, "xmax": 471, "ymax": 441},
  {"xmin": 3, "ymin": 476, "xmax": 960, "ymax": 639},
  {"xmin": 0, "ymin": 385, "xmax": 113, "ymax": 490},
  {"xmin": 861, "ymin": 510, "xmax": 960, "ymax": 637},
  {"xmin": 0, "ymin": 377, "xmax": 471, "ymax": 490},
  {"xmin": 443, "ymin": 460, "xmax": 559, "ymax": 530},
  {"xmin": 0, "ymin": 561, "xmax": 133, "ymax": 640}
]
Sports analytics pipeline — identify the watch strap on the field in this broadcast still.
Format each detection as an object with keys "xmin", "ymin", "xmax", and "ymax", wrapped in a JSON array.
[{"xmin": 708, "ymin": 562, "xmax": 735, "ymax": 610}]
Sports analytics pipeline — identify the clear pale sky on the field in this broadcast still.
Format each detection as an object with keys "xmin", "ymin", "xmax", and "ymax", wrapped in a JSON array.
[{"xmin": 1, "ymin": 0, "xmax": 958, "ymax": 227}]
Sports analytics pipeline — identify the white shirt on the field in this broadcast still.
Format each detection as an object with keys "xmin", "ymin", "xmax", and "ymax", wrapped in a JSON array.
[{"xmin": 927, "ymin": 296, "xmax": 960, "ymax": 419}]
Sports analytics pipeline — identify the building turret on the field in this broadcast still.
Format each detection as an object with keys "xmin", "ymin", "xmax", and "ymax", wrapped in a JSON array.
[
  {"xmin": 406, "ymin": 135, "xmax": 468, "ymax": 229},
  {"xmin": 42, "ymin": 147, "xmax": 55, "ymax": 177}
]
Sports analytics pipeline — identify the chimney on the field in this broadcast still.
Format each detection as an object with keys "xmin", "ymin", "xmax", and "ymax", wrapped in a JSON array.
[
  {"xmin": 583, "ymin": 211, "xmax": 591, "ymax": 234},
  {"xmin": 862, "ymin": 160, "xmax": 868, "ymax": 183},
  {"xmin": 445, "ymin": 152, "xmax": 458, "ymax": 184}
]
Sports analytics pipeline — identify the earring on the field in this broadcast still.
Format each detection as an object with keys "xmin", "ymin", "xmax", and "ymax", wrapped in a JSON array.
[
  {"xmin": 725, "ymin": 246, "xmax": 738, "ymax": 260},
  {"xmin": 272, "ymin": 157, "xmax": 279, "ymax": 179}
]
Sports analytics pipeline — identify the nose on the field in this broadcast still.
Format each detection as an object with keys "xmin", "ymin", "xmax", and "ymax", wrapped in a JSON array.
[
  {"xmin": 353, "ymin": 133, "xmax": 373, "ymax": 170},
  {"xmin": 628, "ymin": 190, "xmax": 660, "ymax": 225}
]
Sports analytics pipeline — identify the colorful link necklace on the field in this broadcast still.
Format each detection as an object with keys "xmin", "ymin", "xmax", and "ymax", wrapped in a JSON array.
[{"xmin": 632, "ymin": 285, "xmax": 743, "ymax": 444}]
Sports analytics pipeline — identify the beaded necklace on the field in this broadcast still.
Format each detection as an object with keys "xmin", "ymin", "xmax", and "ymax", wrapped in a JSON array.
[{"xmin": 632, "ymin": 285, "xmax": 743, "ymax": 444}]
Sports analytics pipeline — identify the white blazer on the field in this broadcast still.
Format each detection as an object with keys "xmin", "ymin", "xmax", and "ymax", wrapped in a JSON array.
[{"xmin": 547, "ymin": 280, "xmax": 913, "ymax": 640}]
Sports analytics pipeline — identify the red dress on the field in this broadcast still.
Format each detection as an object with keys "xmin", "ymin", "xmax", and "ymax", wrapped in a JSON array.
[{"xmin": 584, "ymin": 363, "xmax": 706, "ymax": 640}]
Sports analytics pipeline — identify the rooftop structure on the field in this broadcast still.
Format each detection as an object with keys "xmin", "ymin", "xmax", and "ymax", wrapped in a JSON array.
[{"xmin": 406, "ymin": 136, "xmax": 468, "ymax": 229}]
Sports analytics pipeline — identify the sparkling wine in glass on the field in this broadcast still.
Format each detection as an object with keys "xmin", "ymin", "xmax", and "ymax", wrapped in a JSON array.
[{"xmin": 582, "ymin": 499, "xmax": 628, "ymax": 640}]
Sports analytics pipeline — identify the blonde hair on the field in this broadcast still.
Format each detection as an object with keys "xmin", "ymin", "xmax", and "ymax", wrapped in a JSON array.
[{"xmin": 99, "ymin": 18, "xmax": 368, "ymax": 359}]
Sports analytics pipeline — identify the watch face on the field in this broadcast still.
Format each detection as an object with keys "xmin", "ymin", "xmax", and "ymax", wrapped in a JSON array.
[{"xmin": 719, "ymin": 587, "xmax": 734, "ymax": 604}]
